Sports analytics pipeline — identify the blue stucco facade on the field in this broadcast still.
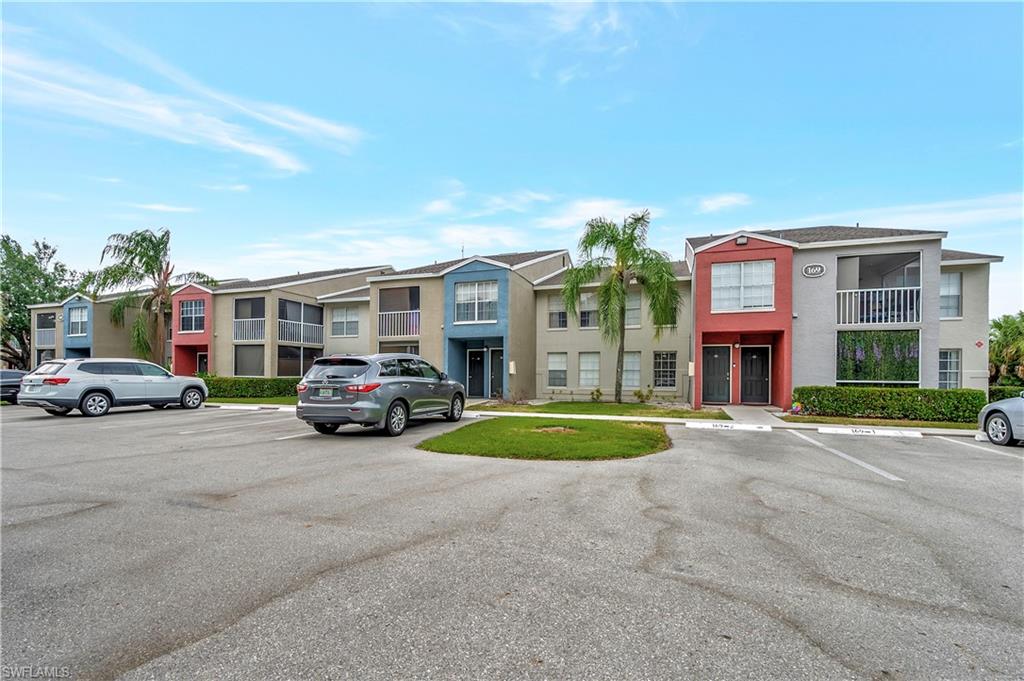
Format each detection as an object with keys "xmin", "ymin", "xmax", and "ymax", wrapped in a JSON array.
[
  {"xmin": 62, "ymin": 295, "xmax": 93, "ymax": 358},
  {"xmin": 443, "ymin": 262, "xmax": 510, "ymax": 398}
]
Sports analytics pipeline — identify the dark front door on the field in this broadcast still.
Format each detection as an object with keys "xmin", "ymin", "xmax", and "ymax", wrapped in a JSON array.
[
  {"xmin": 467, "ymin": 350, "xmax": 485, "ymax": 397},
  {"xmin": 196, "ymin": 352, "xmax": 209, "ymax": 374},
  {"xmin": 489, "ymin": 349, "xmax": 504, "ymax": 398},
  {"xmin": 740, "ymin": 347, "xmax": 770, "ymax": 404},
  {"xmin": 702, "ymin": 346, "xmax": 731, "ymax": 403}
]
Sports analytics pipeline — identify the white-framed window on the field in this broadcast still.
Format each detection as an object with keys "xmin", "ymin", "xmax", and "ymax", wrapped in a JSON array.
[
  {"xmin": 623, "ymin": 351, "xmax": 640, "ymax": 388},
  {"xmin": 653, "ymin": 351, "xmax": 677, "ymax": 388},
  {"xmin": 179, "ymin": 299, "xmax": 205, "ymax": 332},
  {"xmin": 625, "ymin": 291, "xmax": 641, "ymax": 327},
  {"xmin": 940, "ymin": 272, "xmax": 962, "ymax": 318},
  {"xmin": 580, "ymin": 292, "xmax": 598, "ymax": 328},
  {"xmin": 547, "ymin": 353, "xmax": 567, "ymax": 387},
  {"xmin": 68, "ymin": 307, "xmax": 88, "ymax": 336},
  {"xmin": 331, "ymin": 307, "xmax": 359, "ymax": 336},
  {"xmin": 939, "ymin": 349, "xmax": 961, "ymax": 389},
  {"xmin": 711, "ymin": 260, "xmax": 775, "ymax": 312},
  {"xmin": 579, "ymin": 352, "xmax": 600, "ymax": 387},
  {"xmin": 548, "ymin": 294, "xmax": 567, "ymax": 329},
  {"xmin": 455, "ymin": 281, "xmax": 498, "ymax": 323}
]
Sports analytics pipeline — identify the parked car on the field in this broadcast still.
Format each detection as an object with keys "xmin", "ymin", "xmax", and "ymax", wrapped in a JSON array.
[
  {"xmin": 1, "ymin": 369, "xmax": 27, "ymax": 404},
  {"xmin": 979, "ymin": 390, "xmax": 1024, "ymax": 446},
  {"xmin": 296, "ymin": 353, "xmax": 465, "ymax": 436},
  {"xmin": 18, "ymin": 358, "xmax": 208, "ymax": 417}
]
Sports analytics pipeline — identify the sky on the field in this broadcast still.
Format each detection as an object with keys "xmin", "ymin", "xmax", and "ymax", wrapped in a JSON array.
[{"xmin": 2, "ymin": 2, "xmax": 1022, "ymax": 315}]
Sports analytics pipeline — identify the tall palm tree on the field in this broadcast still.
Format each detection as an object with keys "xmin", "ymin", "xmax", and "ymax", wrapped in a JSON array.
[
  {"xmin": 562, "ymin": 210, "xmax": 680, "ymax": 403},
  {"xmin": 86, "ymin": 229, "xmax": 215, "ymax": 364}
]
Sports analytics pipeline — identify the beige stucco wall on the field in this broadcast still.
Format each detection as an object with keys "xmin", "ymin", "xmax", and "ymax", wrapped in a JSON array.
[
  {"xmin": 91, "ymin": 301, "xmax": 142, "ymax": 359},
  {"xmin": 533, "ymin": 281, "xmax": 692, "ymax": 402},
  {"xmin": 514, "ymin": 253, "xmax": 570, "ymax": 285},
  {"xmin": 29, "ymin": 306, "xmax": 63, "ymax": 368},
  {"xmin": 322, "ymin": 300, "xmax": 372, "ymax": 356},
  {"xmin": 939, "ymin": 263, "xmax": 991, "ymax": 393},
  {"xmin": 369, "ymin": 277, "xmax": 446, "ymax": 368},
  {"xmin": 506, "ymin": 271, "xmax": 539, "ymax": 399}
]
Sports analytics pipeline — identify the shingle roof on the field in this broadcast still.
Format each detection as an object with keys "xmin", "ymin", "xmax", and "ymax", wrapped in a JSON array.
[
  {"xmin": 384, "ymin": 250, "xmax": 565, "ymax": 277},
  {"xmin": 214, "ymin": 266, "xmax": 390, "ymax": 291},
  {"xmin": 686, "ymin": 225, "xmax": 946, "ymax": 250},
  {"xmin": 537, "ymin": 260, "xmax": 690, "ymax": 287},
  {"xmin": 941, "ymin": 249, "xmax": 1003, "ymax": 262}
]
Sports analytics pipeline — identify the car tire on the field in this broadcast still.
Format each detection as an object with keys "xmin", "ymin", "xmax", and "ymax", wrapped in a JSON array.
[
  {"xmin": 313, "ymin": 422, "xmax": 340, "ymax": 435},
  {"xmin": 446, "ymin": 394, "xmax": 464, "ymax": 422},
  {"xmin": 985, "ymin": 412, "xmax": 1015, "ymax": 446},
  {"xmin": 80, "ymin": 391, "xmax": 111, "ymax": 417},
  {"xmin": 384, "ymin": 401, "xmax": 408, "ymax": 437},
  {"xmin": 45, "ymin": 407, "xmax": 71, "ymax": 416},
  {"xmin": 181, "ymin": 388, "xmax": 204, "ymax": 410}
]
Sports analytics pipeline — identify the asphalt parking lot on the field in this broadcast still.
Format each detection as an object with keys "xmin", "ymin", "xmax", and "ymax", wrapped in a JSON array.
[{"xmin": 2, "ymin": 405, "xmax": 1022, "ymax": 680}]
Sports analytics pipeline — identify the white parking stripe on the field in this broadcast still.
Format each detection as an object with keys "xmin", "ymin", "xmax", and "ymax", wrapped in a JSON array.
[
  {"xmin": 274, "ymin": 431, "xmax": 317, "ymax": 441},
  {"xmin": 935, "ymin": 435, "xmax": 1024, "ymax": 461},
  {"xmin": 179, "ymin": 417, "xmax": 295, "ymax": 435},
  {"xmin": 98, "ymin": 412, "xmax": 234, "ymax": 429},
  {"xmin": 789, "ymin": 430, "xmax": 904, "ymax": 482}
]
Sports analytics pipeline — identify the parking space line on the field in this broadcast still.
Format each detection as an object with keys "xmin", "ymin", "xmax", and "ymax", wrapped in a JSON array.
[
  {"xmin": 179, "ymin": 417, "xmax": 295, "ymax": 435},
  {"xmin": 274, "ymin": 431, "xmax": 317, "ymax": 441},
  {"xmin": 98, "ymin": 412, "xmax": 239, "ymax": 429},
  {"xmin": 935, "ymin": 435, "xmax": 1024, "ymax": 461},
  {"xmin": 789, "ymin": 430, "xmax": 904, "ymax": 481}
]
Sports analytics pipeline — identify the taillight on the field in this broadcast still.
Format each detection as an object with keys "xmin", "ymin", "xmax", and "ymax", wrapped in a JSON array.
[
  {"xmin": 43, "ymin": 377, "xmax": 71, "ymax": 385},
  {"xmin": 296, "ymin": 384, "xmax": 308, "ymax": 393},
  {"xmin": 345, "ymin": 383, "xmax": 381, "ymax": 394}
]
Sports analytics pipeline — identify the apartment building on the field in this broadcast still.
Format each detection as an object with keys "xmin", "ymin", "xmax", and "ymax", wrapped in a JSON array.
[{"xmin": 533, "ymin": 262, "xmax": 692, "ymax": 402}]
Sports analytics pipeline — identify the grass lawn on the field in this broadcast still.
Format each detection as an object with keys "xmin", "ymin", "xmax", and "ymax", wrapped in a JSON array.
[
  {"xmin": 467, "ymin": 400, "xmax": 729, "ymax": 420},
  {"xmin": 781, "ymin": 414, "xmax": 977, "ymax": 430},
  {"xmin": 418, "ymin": 416, "xmax": 671, "ymax": 460},
  {"xmin": 207, "ymin": 396, "xmax": 298, "ymax": 405}
]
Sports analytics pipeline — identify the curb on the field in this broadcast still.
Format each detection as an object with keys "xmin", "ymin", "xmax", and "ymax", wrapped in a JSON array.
[{"xmin": 205, "ymin": 403, "xmax": 296, "ymax": 412}]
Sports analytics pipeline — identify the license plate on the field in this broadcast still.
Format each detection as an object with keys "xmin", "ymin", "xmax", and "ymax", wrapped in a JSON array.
[{"xmin": 318, "ymin": 388, "xmax": 333, "ymax": 398}]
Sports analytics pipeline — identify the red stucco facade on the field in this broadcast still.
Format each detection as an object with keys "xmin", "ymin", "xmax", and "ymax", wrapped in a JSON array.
[
  {"xmin": 692, "ymin": 236, "xmax": 793, "ymax": 409},
  {"xmin": 171, "ymin": 284, "xmax": 212, "ymax": 376}
]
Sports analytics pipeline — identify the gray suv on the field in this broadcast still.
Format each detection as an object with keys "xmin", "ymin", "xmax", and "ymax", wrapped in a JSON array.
[
  {"xmin": 19, "ymin": 359, "xmax": 208, "ymax": 417},
  {"xmin": 296, "ymin": 353, "xmax": 465, "ymax": 436}
]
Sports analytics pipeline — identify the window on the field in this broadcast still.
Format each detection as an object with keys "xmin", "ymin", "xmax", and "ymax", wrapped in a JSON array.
[
  {"xmin": 331, "ymin": 307, "xmax": 359, "ymax": 336},
  {"xmin": 547, "ymin": 353, "xmax": 567, "ymax": 387},
  {"xmin": 305, "ymin": 358, "xmax": 370, "ymax": 380},
  {"xmin": 398, "ymin": 358, "xmax": 421, "ymax": 377},
  {"xmin": 235, "ymin": 345, "xmax": 265, "ymax": 376},
  {"xmin": 417, "ymin": 360, "xmax": 441, "ymax": 380},
  {"xmin": 940, "ymin": 272, "xmax": 962, "ymax": 318},
  {"xmin": 303, "ymin": 304, "xmax": 323, "ymax": 325},
  {"xmin": 580, "ymin": 293, "xmax": 598, "ymax": 328},
  {"xmin": 548, "ymin": 295, "xmax": 567, "ymax": 329},
  {"xmin": 379, "ymin": 342, "xmax": 419, "ymax": 354},
  {"xmin": 179, "ymin": 299, "xmax": 205, "ymax": 332},
  {"xmin": 623, "ymin": 351, "xmax": 640, "ymax": 388},
  {"xmin": 104, "ymin": 362, "xmax": 143, "ymax": 376},
  {"xmin": 37, "ymin": 313, "xmax": 56, "ymax": 329},
  {"xmin": 378, "ymin": 359, "xmax": 399, "ymax": 377},
  {"xmin": 454, "ymin": 281, "xmax": 498, "ymax": 323},
  {"xmin": 711, "ymin": 260, "xmax": 775, "ymax": 311},
  {"xmin": 653, "ymin": 351, "xmax": 677, "ymax": 388},
  {"xmin": 579, "ymin": 352, "xmax": 600, "ymax": 387},
  {"xmin": 277, "ymin": 345, "xmax": 301, "ymax": 376},
  {"xmin": 625, "ymin": 291, "xmax": 641, "ymax": 327},
  {"xmin": 234, "ymin": 297, "xmax": 265, "ymax": 319},
  {"xmin": 939, "ymin": 349, "xmax": 961, "ymax": 389},
  {"xmin": 279, "ymin": 298, "xmax": 303, "ymax": 322},
  {"xmin": 138, "ymin": 363, "xmax": 171, "ymax": 377},
  {"xmin": 68, "ymin": 307, "xmax": 88, "ymax": 335}
]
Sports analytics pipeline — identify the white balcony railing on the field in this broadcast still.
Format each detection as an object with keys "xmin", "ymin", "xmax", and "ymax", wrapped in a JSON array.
[
  {"xmin": 379, "ymin": 310, "xmax": 420, "ymax": 337},
  {"xmin": 278, "ymin": 320, "xmax": 324, "ymax": 346},
  {"xmin": 35, "ymin": 328, "xmax": 56, "ymax": 347},
  {"xmin": 836, "ymin": 287, "xmax": 921, "ymax": 325},
  {"xmin": 233, "ymin": 318, "xmax": 266, "ymax": 342}
]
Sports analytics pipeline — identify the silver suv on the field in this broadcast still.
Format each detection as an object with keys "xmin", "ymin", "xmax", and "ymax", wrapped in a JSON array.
[
  {"xmin": 19, "ymin": 359, "xmax": 208, "ymax": 417},
  {"xmin": 296, "ymin": 353, "xmax": 465, "ymax": 436}
]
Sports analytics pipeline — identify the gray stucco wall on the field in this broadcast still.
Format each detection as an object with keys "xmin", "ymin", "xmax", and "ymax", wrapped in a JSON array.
[
  {"xmin": 939, "ymin": 263, "xmax": 991, "ymax": 393},
  {"xmin": 791, "ymin": 238, "xmax": 943, "ymax": 389}
]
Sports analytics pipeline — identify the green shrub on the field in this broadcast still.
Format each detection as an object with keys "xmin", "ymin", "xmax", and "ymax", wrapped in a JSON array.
[
  {"xmin": 792, "ymin": 385, "xmax": 987, "ymax": 423},
  {"xmin": 989, "ymin": 385, "xmax": 1024, "ymax": 402},
  {"xmin": 202, "ymin": 375, "xmax": 300, "ymax": 398}
]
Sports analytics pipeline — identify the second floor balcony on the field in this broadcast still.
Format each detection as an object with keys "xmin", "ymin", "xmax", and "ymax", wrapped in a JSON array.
[
  {"xmin": 279, "ymin": 319, "xmax": 324, "ymax": 346},
  {"xmin": 379, "ymin": 310, "xmax": 420, "ymax": 337},
  {"xmin": 233, "ymin": 318, "xmax": 266, "ymax": 342},
  {"xmin": 836, "ymin": 286, "xmax": 921, "ymax": 325},
  {"xmin": 35, "ymin": 328, "xmax": 56, "ymax": 347}
]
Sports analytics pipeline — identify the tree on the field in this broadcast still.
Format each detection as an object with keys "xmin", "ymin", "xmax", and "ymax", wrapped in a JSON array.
[
  {"xmin": 85, "ymin": 229, "xmax": 215, "ymax": 364},
  {"xmin": 561, "ymin": 210, "xmax": 680, "ymax": 402},
  {"xmin": 989, "ymin": 312, "xmax": 1024, "ymax": 385},
  {"xmin": 0, "ymin": 236, "xmax": 81, "ymax": 369}
]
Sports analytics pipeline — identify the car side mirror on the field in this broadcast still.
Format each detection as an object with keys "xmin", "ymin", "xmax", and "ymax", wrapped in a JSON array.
[{"xmin": 439, "ymin": 372, "xmax": 448, "ymax": 381}]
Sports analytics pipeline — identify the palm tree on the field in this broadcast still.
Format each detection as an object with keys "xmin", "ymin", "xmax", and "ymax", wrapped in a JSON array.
[
  {"xmin": 561, "ymin": 210, "xmax": 680, "ymax": 402},
  {"xmin": 86, "ymin": 229, "xmax": 215, "ymax": 364},
  {"xmin": 989, "ymin": 312, "xmax": 1024, "ymax": 383}
]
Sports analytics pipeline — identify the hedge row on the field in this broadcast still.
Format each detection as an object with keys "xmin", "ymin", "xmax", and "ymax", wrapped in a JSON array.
[
  {"xmin": 202, "ymin": 375, "xmax": 300, "ymax": 398},
  {"xmin": 792, "ymin": 385, "xmax": 987, "ymax": 423},
  {"xmin": 989, "ymin": 385, "xmax": 1024, "ymax": 402}
]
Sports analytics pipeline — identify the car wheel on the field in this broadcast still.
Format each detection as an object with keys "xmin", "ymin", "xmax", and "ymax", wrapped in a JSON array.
[
  {"xmin": 985, "ymin": 412, "xmax": 1014, "ymax": 446},
  {"xmin": 446, "ymin": 394, "xmax": 464, "ymax": 422},
  {"xmin": 385, "ymin": 401, "xmax": 408, "ymax": 437},
  {"xmin": 313, "ymin": 422, "xmax": 340, "ymax": 434},
  {"xmin": 45, "ymin": 407, "xmax": 71, "ymax": 416},
  {"xmin": 181, "ymin": 388, "xmax": 204, "ymax": 410},
  {"xmin": 80, "ymin": 391, "xmax": 111, "ymax": 417}
]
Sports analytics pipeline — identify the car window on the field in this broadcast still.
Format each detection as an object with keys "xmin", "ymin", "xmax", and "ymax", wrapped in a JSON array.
[
  {"xmin": 104, "ymin": 363, "xmax": 142, "ymax": 376},
  {"xmin": 138, "ymin": 364, "xmax": 170, "ymax": 377},
  {"xmin": 377, "ymin": 360, "xmax": 398, "ymax": 377},
  {"xmin": 30, "ymin": 362, "xmax": 66, "ymax": 376},
  {"xmin": 305, "ymin": 358, "xmax": 370, "ymax": 380},
  {"xmin": 398, "ymin": 358, "xmax": 421, "ymax": 378},
  {"xmin": 78, "ymin": 363, "xmax": 107, "ymax": 375},
  {"xmin": 416, "ymin": 361, "xmax": 440, "ymax": 380}
]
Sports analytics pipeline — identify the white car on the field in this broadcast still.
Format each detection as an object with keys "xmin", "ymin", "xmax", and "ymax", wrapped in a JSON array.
[{"xmin": 979, "ymin": 390, "xmax": 1024, "ymax": 446}]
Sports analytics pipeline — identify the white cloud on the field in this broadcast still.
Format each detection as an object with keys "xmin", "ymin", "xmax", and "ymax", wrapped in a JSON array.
[
  {"xmin": 439, "ymin": 225, "xmax": 525, "ymax": 252},
  {"xmin": 89, "ymin": 176, "xmax": 122, "ymax": 184},
  {"xmin": 202, "ymin": 183, "xmax": 250, "ymax": 193},
  {"xmin": 697, "ymin": 193, "xmax": 752, "ymax": 214},
  {"xmin": 236, "ymin": 236, "xmax": 442, "ymax": 273},
  {"xmin": 423, "ymin": 198, "xmax": 456, "ymax": 215},
  {"xmin": 29, "ymin": 191, "xmax": 69, "ymax": 203},
  {"xmin": 130, "ymin": 203, "xmax": 196, "ymax": 213},
  {"xmin": 536, "ymin": 198, "xmax": 663, "ymax": 230},
  {"xmin": 555, "ymin": 64, "xmax": 583, "ymax": 86}
]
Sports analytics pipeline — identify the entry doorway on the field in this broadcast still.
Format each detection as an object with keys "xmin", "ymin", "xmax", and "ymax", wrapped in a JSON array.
[
  {"xmin": 196, "ymin": 352, "xmax": 209, "ymax": 375},
  {"xmin": 702, "ymin": 346, "xmax": 731, "ymax": 404},
  {"xmin": 740, "ymin": 346, "xmax": 771, "ymax": 404},
  {"xmin": 467, "ymin": 349, "xmax": 485, "ymax": 397},
  {"xmin": 489, "ymin": 349, "xmax": 504, "ymax": 398}
]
